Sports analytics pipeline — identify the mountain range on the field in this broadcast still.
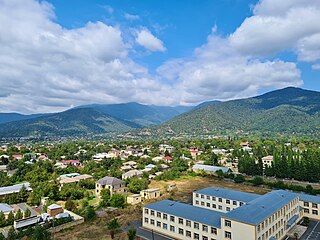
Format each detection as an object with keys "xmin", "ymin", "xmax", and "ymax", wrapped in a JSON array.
[{"xmin": 0, "ymin": 87, "xmax": 319, "ymax": 138}]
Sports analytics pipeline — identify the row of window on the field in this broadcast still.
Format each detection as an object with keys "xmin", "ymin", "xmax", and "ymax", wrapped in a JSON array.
[
  {"xmin": 144, "ymin": 217, "xmax": 231, "ymax": 240},
  {"xmin": 304, "ymin": 208, "xmax": 319, "ymax": 215},
  {"xmin": 303, "ymin": 202, "xmax": 318, "ymax": 209},
  {"xmin": 195, "ymin": 193, "xmax": 244, "ymax": 206}
]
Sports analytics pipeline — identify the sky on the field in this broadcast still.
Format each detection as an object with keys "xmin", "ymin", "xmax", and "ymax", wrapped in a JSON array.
[{"xmin": 0, "ymin": 0, "xmax": 320, "ymax": 114}]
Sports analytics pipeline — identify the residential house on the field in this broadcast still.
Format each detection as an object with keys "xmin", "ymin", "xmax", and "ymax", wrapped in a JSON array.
[
  {"xmin": 122, "ymin": 169, "xmax": 143, "ymax": 180},
  {"xmin": 95, "ymin": 176, "xmax": 126, "ymax": 196},
  {"xmin": 61, "ymin": 159, "xmax": 81, "ymax": 167},
  {"xmin": 59, "ymin": 173, "xmax": 93, "ymax": 187},
  {"xmin": 47, "ymin": 204, "xmax": 63, "ymax": 217},
  {"xmin": 0, "ymin": 183, "xmax": 32, "ymax": 199}
]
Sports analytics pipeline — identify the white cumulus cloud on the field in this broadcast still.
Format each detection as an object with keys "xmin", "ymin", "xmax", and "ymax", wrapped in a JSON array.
[{"xmin": 135, "ymin": 29, "xmax": 166, "ymax": 52}]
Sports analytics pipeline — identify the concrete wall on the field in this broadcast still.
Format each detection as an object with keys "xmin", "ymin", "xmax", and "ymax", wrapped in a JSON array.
[{"xmin": 301, "ymin": 200, "xmax": 320, "ymax": 220}]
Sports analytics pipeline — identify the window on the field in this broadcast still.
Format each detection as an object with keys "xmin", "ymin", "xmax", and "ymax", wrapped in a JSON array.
[
  {"xmin": 233, "ymin": 201, "xmax": 237, "ymax": 206},
  {"xmin": 219, "ymin": 198, "xmax": 222, "ymax": 202},
  {"xmin": 186, "ymin": 231, "xmax": 191, "ymax": 237},
  {"xmin": 194, "ymin": 222, "xmax": 199, "ymax": 229},
  {"xmin": 218, "ymin": 205, "xmax": 222, "ymax": 210},
  {"xmin": 203, "ymin": 237, "xmax": 208, "ymax": 240},
  {"xmin": 196, "ymin": 193, "xmax": 199, "ymax": 198},
  {"xmin": 304, "ymin": 208, "xmax": 310, "ymax": 213},
  {"xmin": 207, "ymin": 203, "xmax": 210, "ymax": 207},
  {"xmin": 304, "ymin": 202, "xmax": 309, "ymax": 207},
  {"xmin": 225, "ymin": 231, "xmax": 232, "ymax": 239},
  {"xmin": 157, "ymin": 221, "xmax": 161, "ymax": 227},
  {"xmin": 157, "ymin": 212, "xmax": 161, "ymax": 218},
  {"xmin": 226, "ymin": 207, "xmax": 230, "ymax": 212},
  {"xmin": 201, "ymin": 201, "xmax": 205, "ymax": 206},
  {"xmin": 186, "ymin": 220, "xmax": 191, "ymax": 227},
  {"xmin": 212, "ymin": 204, "xmax": 216, "ymax": 209},
  {"xmin": 170, "ymin": 225, "xmax": 175, "ymax": 232},
  {"xmin": 240, "ymin": 202, "xmax": 244, "ymax": 206},
  {"xmin": 144, "ymin": 217, "xmax": 148, "ymax": 223},
  {"xmin": 211, "ymin": 227, "xmax": 217, "ymax": 234},
  {"xmin": 179, "ymin": 228, "xmax": 184, "ymax": 235},
  {"xmin": 194, "ymin": 233, "xmax": 199, "ymax": 240},
  {"xmin": 170, "ymin": 216, "xmax": 175, "ymax": 222},
  {"xmin": 163, "ymin": 223, "xmax": 167, "ymax": 230},
  {"xmin": 150, "ymin": 219, "xmax": 155, "ymax": 225},
  {"xmin": 312, "ymin": 203, "xmax": 318, "ymax": 208},
  {"xmin": 201, "ymin": 195, "xmax": 204, "ymax": 199},
  {"xmin": 207, "ymin": 195, "xmax": 210, "ymax": 200},
  {"xmin": 212, "ymin": 196, "xmax": 216, "ymax": 201},
  {"xmin": 179, "ymin": 218, "xmax": 183, "ymax": 224},
  {"xmin": 196, "ymin": 200, "xmax": 199, "ymax": 205},
  {"xmin": 144, "ymin": 209, "xmax": 149, "ymax": 214},
  {"xmin": 225, "ymin": 220, "xmax": 231, "ymax": 227},
  {"xmin": 163, "ymin": 214, "xmax": 167, "ymax": 220},
  {"xmin": 312, "ymin": 210, "xmax": 318, "ymax": 215},
  {"xmin": 151, "ymin": 210, "xmax": 155, "ymax": 216},
  {"xmin": 226, "ymin": 199, "xmax": 230, "ymax": 204},
  {"xmin": 203, "ymin": 225, "xmax": 208, "ymax": 232}
]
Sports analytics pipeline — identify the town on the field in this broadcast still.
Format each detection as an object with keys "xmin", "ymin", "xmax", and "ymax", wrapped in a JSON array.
[{"xmin": 0, "ymin": 138, "xmax": 319, "ymax": 239}]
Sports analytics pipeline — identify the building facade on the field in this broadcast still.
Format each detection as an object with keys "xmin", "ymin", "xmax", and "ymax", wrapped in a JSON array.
[{"xmin": 142, "ymin": 187, "xmax": 320, "ymax": 240}]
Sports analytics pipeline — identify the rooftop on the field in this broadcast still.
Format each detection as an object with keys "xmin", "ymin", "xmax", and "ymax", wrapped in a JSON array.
[
  {"xmin": 195, "ymin": 188, "xmax": 261, "ymax": 203},
  {"xmin": 0, "ymin": 203, "xmax": 13, "ymax": 213},
  {"xmin": 298, "ymin": 193, "xmax": 320, "ymax": 204},
  {"xmin": 0, "ymin": 182, "xmax": 31, "ymax": 196},
  {"xmin": 96, "ymin": 176, "xmax": 123, "ymax": 186},
  {"xmin": 48, "ymin": 204, "xmax": 62, "ymax": 210},
  {"xmin": 193, "ymin": 164, "xmax": 230, "ymax": 173},
  {"xmin": 144, "ymin": 200, "xmax": 224, "ymax": 228},
  {"xmin": 224, "ymin": 190, "xmax": 298, "ymax": 225}
]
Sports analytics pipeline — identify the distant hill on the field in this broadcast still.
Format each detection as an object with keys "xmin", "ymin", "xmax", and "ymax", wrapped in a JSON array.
[
  {"xmin": 0, "ymin": 113, "xmax": 45, "ymax": 124},
  {"xmin": 152, "ymin": 87, "xmax": 320, "ymax": 137},
  {"xmin": 0, "ymin": 108, "xmax": 140, "ymax": 138},
  {"xmin": 76, "ymin": 102, "xmax": 193, "ymax": 127},
  {"xmin": 194, "ymin": 100, "xmax": 221, "ymax": 109}
]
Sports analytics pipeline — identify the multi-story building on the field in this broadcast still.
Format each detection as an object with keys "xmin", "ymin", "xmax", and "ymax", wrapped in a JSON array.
[
  {"xmin": 95, "ymin": 176, "xmax": 126, "ymax": 196},
  {"xmin": 142, "ymin": 187, "xmax": 320, "ymax": 240}
]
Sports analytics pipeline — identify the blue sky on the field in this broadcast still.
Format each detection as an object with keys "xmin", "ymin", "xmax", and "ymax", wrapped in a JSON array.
[{"xmin": 0, "ymin": 0, "xmax": 320, "ymax": 113}]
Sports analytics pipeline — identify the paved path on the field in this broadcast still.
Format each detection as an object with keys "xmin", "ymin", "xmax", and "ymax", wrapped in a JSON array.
[{"xmin": 299, "ymin": 220, "xmax": 320, "ymax": 240}]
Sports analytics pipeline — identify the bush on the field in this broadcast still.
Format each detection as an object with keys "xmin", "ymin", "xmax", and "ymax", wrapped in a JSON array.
[
  {"xmin": 252, "ymin": 176, "xmax": 264, "ymax": 186},
  {"xmin": 234, "ymin": 174, "xmax": 245, "ymax": 183}
]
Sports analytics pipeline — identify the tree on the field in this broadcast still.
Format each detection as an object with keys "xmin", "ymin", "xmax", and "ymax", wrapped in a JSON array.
[
  {"xmin": 109, "ymin": 194, "xmax": 125, "ymax": 208},
  {"xmin": 31, "ymin": 225, "xmax": 51, "ymax": 240},
  {"xmin": 302, "ymin": 217, "xmax": 310, "ymax": 226},
  {"xmin": 127, "ymin": 227, "xmax": 136, "ymax": 240},
  {"xmin": 24, "ymin": 208, "xmax": 31, "ymax": 218},
  {"xmin": 107, "ymin": 218, "xmax": 120, "ymax": 239},
  {"xmin": 15, "ymin": 209, "xmax": 23, "ymax": 220},
  {"xmin": 65, "ymin": 199, "xmax": 77, "ymax": 211},
  {"xmin": 234, "ymin": 174, "xmax": 245, "ymax": 183},
  {"xmin": 6, "ymin": 227, "xmax": 16, "ymax": 240},
  {"xmin": 0, "ymin": 212, "xmax": 5, "ymax": 227},
  {"xmin": 84, "ymin": 205, "xmax": 96, "ymax": 221},
  {"xmin": 99, "ymin": 189, "xmax": 111, "ymax": 207},
  {"xmin": 127, "ymin": 177, "xmax": 148, "ymax": 194},
  {"xmin": 0, "ymin": 232, "xmax": 4, "ymax": 240},
  {"xmin": 6, "ymin": 211, "xmax": 14, "ymax": 225},
  {"xmin": 252, "ymin": 176, "xmax": 264, "ymax": 186}
]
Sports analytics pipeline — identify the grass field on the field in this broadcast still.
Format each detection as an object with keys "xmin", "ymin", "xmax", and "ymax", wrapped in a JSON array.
[{"xmin": 54, "ymin": 175, "xmax": 270, "ymax": 239}]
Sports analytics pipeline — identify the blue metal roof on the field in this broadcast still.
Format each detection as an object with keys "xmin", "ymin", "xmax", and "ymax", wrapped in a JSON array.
[
  {"xmin": 287, "ymin": 214, "xmax": 299, "ymax": 227},
  {"xmin": 0, "ymin": 182, "xmax": 31, "ymax": 196},
  {"xmin": 195, "ymin": 188, "xmax": 261, "ymax": 203},
  {"xmin": 144, "ymin": 200, "xmax": 224, "ymax": 228},
  {"xmin": 0, "ymin": 203, "xmax": 13, "ymax": 213},
  {"xmin": 224, "ymin": 190, "xmax": 298, "ymax": 225},
  {"xmin": 193, "ymin": 164, "xmax": 230, "ymax": 173},
  {"xmin": 298, "ymin": 193, "xmax": 320, "ymax": 204}
]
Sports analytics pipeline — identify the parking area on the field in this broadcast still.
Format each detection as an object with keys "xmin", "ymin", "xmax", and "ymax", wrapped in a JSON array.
[{"xmin": 299, "ymin": 220, "xmax": 320, "ymax": 240}]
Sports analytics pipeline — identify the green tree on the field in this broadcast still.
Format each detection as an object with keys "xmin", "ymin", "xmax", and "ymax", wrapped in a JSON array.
[
  {"xmin": 127, "ymin": 177, "xmax": 148, "ymax": 194},
  {"xmin": 31, "ymin": 225, "xmax": 51, "ymax": 240},
  {"xmin": 65, "ymin": 199, "xmax": 77, "ymax": 211},
  {"xmin": 107, "ymin": 218, "xmax": 120, "ymax": 239},
  {"xmin": 0, "ymin": 212, "xmax": 5, "ymax": 227},
  {"xmin": 252, "ymin": 176, "xmax": 264, "ymax": 186},
  {"xmin": 84, "ymin": 205, "xmax": 96, "ymax": 221},
  {"xmin": 0, "ymin": 232, "xmax": 5, "ymax": 240},
  {"xmin": 109, "ymin": 194, "xmax": 125, "ymax": 208},
  {"xmin": 6, "ymin": 227, "xmax": 16, "ymax": 240},
  {"xmin": 15, "ymin": 209, "xmax": 23, "ymax": 220},
  {"xmin": 99, "ymin": 189, "xmax": 111, "ymax": 207},
  {"xmin": 234, "ymin": 174, "xmax": 245, "ymax": 183},
  {"xmin": 6, "ymin": 211, "xmax": 14, "ymax": 225},
  {"xmin": 24, "ymin": 208, "xmax": 31, "ymax": 218},
  {"xmin": 127, "ymin": 227, "xmax": 136, "ymax": 240}
]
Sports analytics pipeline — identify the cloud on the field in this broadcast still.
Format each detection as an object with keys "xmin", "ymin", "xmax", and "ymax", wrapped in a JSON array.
[
  {"xmin": 102, "ymin": 5, "xmax": 114, "ymax": 14},
  {"xmin": 135, "ymin": 29, "xmax": 166, "ymax": 52},
  {"xmin": 229, "ymin": 0, "xmax": 320, "ymax": 62},
  {"xmin": 124, "ymin": 13, "xmax": 140, "ymax": 21},
  {"xmin": 0, "ymin": 0, "xmax": 174, "ymax": 113},
  {"xmin": 158, "ymin": 34, "xmax": 302, "ymax": 104},
  {"xmin": 312, "ymin": 64, "xmax": 320, "ymax": 70}
]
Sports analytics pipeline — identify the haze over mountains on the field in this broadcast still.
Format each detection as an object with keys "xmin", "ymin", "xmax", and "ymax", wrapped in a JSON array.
[{"xmin": 0, "ymin": 87, "xmax": 319, "ymax": 138}]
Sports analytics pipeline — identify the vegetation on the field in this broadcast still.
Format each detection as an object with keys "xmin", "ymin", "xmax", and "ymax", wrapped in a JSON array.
[
  {"xmin": 127, "ymin": 227, "xmax": 137, "ymax": 240},
  {"xmin": 107, "ymin": 218, "xmax": 120, "ymax": 239}
]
